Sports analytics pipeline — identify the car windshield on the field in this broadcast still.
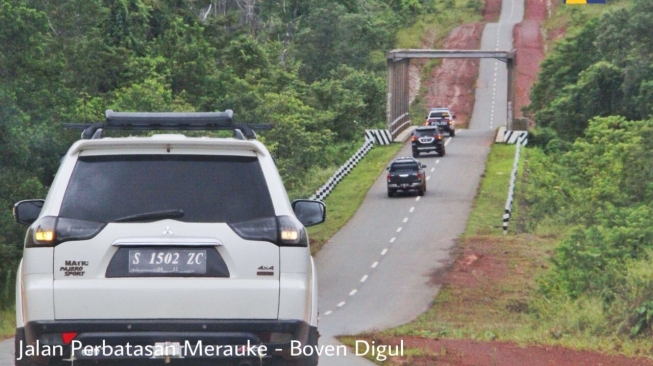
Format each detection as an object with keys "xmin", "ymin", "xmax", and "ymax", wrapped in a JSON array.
[
  {"xmin": 390, "ymin": 162, "xmax": 419, "ymax": 172},
  {"xmin": 429, "ymin": 112, "xmax": 450, "ymax": 118},
  {"xmin": 59, "ymin": 155, "xmax": 275, "ymax": 223},
  {"xmin": 415, "ymin": 129, "xmax": 438, "ymax": 137}
]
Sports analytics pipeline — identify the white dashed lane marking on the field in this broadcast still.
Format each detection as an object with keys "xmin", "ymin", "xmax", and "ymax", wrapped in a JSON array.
[{"xmin": 361, "ymin": 275, "xmax": 368, "ymax": 282}]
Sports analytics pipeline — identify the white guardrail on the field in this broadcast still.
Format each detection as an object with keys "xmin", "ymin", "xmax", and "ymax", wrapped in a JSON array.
[
  {"xmin": 502, "ymin": 130, "xmax": 528, "ymax": 234},
  {"xmin": 310, "ymin": 130, "xmax": 391, "ymax": 201}
]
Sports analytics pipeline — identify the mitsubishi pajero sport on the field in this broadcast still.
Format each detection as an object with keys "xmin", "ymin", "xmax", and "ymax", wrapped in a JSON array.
[{"xmin": 12, "ymin": 110, "xmax": 325, "ymax": 366}]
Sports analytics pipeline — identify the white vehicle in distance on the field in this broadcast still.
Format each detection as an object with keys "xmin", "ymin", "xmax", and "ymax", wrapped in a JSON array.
[
  {"xmin": 13, "ymin": 110, "xmax": 326, "ymax": 366},
  {"xmin": 425, "ymin": 107, "xmax": 456, "ymax": 137}
]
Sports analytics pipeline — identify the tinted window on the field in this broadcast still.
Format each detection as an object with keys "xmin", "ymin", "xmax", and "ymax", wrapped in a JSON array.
[
  {"xmin": 60, "ymin": 155, "xmax": 275, "ymax": 223},
  {"xmin": 428, "ymin": 112, "xmax": 450, "ymax": 118},
  {"xmin": 415, "ymin": 129, "xmax": 438, "ymax": 137},
  {"xmin": 390, "ymin": 162, "xmax": 419, "ymax": 172}
]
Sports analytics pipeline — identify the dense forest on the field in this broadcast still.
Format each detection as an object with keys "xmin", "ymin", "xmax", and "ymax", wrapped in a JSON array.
[
  {"xmin": 525, "ymin": 0, "xmax": 653, "ymax": 338},
  {"xmin": 0, "ymin": 0, "xmax": 462, "ymax": 302}
]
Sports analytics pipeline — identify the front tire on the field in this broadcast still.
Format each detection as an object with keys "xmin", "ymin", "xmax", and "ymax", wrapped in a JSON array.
[
  {"xmin": 450, "ymin": 129, "xmax": 455, "ymax": 137},
  {"xmin": 387, "ymin": 189, "xmax": 395, "ymax": 197}
]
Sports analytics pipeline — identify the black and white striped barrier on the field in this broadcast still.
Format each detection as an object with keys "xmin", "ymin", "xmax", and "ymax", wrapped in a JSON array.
[
  {"xmin": 365, "ymin": 129, "xmax": 393, "ymax": 145},
  {"xmin": 504, "ymin": 130, "xmax": 528, "ymax": 145},
  {"xmin": 310, "ymin": 139, "xmax": 375, "ymax": 201},
  {"xmin": 503, "ymin": 142, "xmax": 522, "ymax": 235}
]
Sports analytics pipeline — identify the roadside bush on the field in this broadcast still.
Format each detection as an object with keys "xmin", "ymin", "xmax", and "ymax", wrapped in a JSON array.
[{"xmin": 525, "ymin": 116, "xmax": 653, "ymax": 338}]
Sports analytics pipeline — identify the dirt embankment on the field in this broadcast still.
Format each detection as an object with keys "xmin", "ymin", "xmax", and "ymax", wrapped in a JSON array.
[
  {"xmin": 408, "ymin": 0, "xmax": 497, "ymax": 127},
  {"xmin": 422, "ymin": 23, "xmax": 484, "ymax": 128},
  {"xmin": 513, "ymin": 0, "xmax": 547, "ymax": 120}
]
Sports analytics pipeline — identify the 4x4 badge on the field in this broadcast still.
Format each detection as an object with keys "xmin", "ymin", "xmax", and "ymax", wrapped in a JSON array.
[
  {"xmin": 257, "ymin": 266, "xmax": 274, "ymax": 276},
  {"xmin": 162, "ymin": 225, "xmax": 174, "ymax": 236}
]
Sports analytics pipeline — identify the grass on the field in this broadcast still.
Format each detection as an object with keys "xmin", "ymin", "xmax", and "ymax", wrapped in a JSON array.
[
  {"xmin": 347, "ymin": 144, "xmax": 653, "ymax": 362},
  {"xmin": 308, "ymin": 143, "xmax": 403, "ymax": 254},
  {"xmin": 0, "ymin": 307, "xmax": 14, "ymax": 340},
  {"xmin": 396, "ymin": 0, "xmax": 483, "ymax": 49},
  {"xmin": 463, "ymin": 144, "xmax": 520, "ymax": 237},
  {"xmin": 380, "ymin": 143, "xmax": 546, "ymax": 343}
]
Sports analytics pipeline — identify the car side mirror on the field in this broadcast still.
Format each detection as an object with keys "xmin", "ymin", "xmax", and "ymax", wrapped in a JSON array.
[
  {"xmin": 292, "ymin": 200, "xmax": 326, "ymax": 227},
  {"xmin": 452, "ymin": 114, "xmax": 456, "ymax": 118},
  {"xmin": 421, "ymin": 164, "xmax": 427, "ymax": 168},
  {"xmin": 386, "ymin": 167, "xmax": 390, "ymax": 171},
  {"xmin": 13, "ymin": 199, "xmax": 45, "ymax": 226}
]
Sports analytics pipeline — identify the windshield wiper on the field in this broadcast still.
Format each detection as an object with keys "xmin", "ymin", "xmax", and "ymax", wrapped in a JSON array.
[{"xmin": 114, "ymin": 209, "xmax": 185, "ymax": 223}]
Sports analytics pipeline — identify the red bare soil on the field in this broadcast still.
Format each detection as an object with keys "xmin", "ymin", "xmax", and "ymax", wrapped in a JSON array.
[
  {"xmin": 484, "ymin": 0, "xmax": 502, "ymax": 21},
  {"xmin": 380, "ymin": 337, "xmax": 653, "ymax": 366},
  {"xmin": 513, "ymin": 0, "xmax": 547, "ymax": 119},
  {"xmin": 423, "ymin": 23, "xmax": 484, "ymax": 128},
  {"xmin": 375, "ymin": 236, "xmax": 653, "ymax": 365}
]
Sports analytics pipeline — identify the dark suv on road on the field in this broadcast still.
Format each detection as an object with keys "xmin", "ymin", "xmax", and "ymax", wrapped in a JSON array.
[
  {"xmin": 386, "ymin": 157, "xmax": 427, "ymax": 197},
  {"xmin": 412, "ymin": 126, "xmax": 445, "ymax": 157}
]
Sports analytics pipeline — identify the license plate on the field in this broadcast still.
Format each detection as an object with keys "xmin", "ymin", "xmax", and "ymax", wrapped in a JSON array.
[{"xmin": 129, "ymin": 249, "xmax": 207, "ymax": 274}]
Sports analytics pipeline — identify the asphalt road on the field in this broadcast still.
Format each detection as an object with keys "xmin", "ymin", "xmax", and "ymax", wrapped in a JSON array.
[
  {"xmin": 0, "ymin": 0, "xmax": 524, "ymax": 364},
  {"xmin": 315, "ymin": 0, "xmax": 524, "ymax": 364}
]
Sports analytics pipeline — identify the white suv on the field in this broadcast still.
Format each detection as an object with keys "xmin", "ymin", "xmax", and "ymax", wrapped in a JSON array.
[{"xmin": 12, "ymin": 110, "xmax": 325, "ymax": 366}]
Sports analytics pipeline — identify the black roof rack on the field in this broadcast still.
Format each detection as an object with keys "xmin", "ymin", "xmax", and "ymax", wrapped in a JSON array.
[{"xmin": 63, "ymin": 110, "xmax": 272, "ymax": 140}]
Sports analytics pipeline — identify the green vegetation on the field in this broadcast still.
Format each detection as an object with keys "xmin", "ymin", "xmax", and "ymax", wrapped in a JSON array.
[
  {"xmin": 386, "ymin": 0, "xmax": 653, "ymax": 355},
  {"xmin": 542, "ymin": 0, "xmax": 629, "ymax": 51},
  {"xmin": 463, "ymin": 144, "xmax": 520, "ymax": 236},
  {"xmin": 0, "ymin": 0, "xmax": 487, "ymax": 333},
  {"xmin": 1, "ymin": 307, "xmax": 13, "ymax": 339},
  {"xmin": 528, "ymin": 0, "xmax": 653, "ymax": 143},
  {"xmin": 348, "ymin": 0, "xmax": 653, "ymax": 361},
  {"xmin": 524, "ymin": 0, "xmax": 653, "ymax": 344},
  {"xmin": 396, "ymin": 0, "xmax": 483, "ymax": 49}
]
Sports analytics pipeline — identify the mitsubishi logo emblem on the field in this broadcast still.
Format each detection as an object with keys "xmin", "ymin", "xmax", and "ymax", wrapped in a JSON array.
[{"xmin": 162, "ymin": 225, "xmax": 174, "ymax": 236}]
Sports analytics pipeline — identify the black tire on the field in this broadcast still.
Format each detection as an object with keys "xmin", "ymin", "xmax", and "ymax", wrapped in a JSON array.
[
  {"xmin": 283, "ymin": 328, "xmax": 319, "ymax": 366},
  {"xmin": 387, "ymin": 189, "xmax": 394, "ymax": 197},
  {"xmin": 440, "ymin": 148, "xmax": 446, "ymax": 157},
  {"xmin": 412, "ymin": 150, "xmax": 420, "ymax": 157},
  {"xmin": 15, "ymin": 328, "xmax": 38, "ymax": 366},
  {"xmin": 450, "ymin": 129, "xmax": 455, "ymax": 137},
  {"xmin": 417, "ymin": 189, "xmax": 424, "ymax": 196}
]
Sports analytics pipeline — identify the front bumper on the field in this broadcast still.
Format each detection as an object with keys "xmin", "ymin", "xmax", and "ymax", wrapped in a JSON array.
[{"xmin": 22, "ymin": 319, "xmax": 314, "ymax": 362}]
